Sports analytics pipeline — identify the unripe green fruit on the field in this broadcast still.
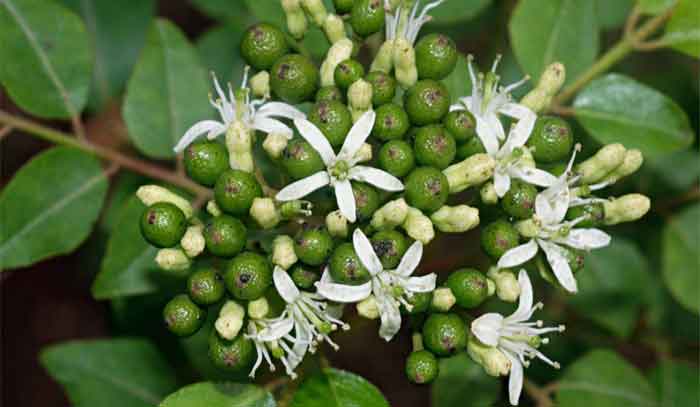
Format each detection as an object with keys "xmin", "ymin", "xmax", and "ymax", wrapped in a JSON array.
[
  {"xmin": 501, "ymin": 179, "xmax": 537, "ymax": 220},
  {"xmin": 271, "ymin": 54, "xmax": 319, "ymax": 103},
  {"xmin": 224, "ymin": 252, "xmax": 273, "ymax": 300},
  {"xmin": 443, "ymin": 110, "xmax": 477, "ymax": 143},
  {"xmin": 415, "ymin": 33, "xmax": 457, "ymax": 80},
  {"xmin": 208, "ymin": 330, "xmax": 255, "ymax": 372},
  {"xmin": 414, "ymin": 125, "xmax": 457, "ymax": 170},
  {"xmin": 295, "ymin": 226, "xmax": 334, "ymax": 266},
  {"xmin": 204, "ymin": 215, "xmax": 247, "ymax": 258},
  {"xmin": 366, "ymin": 71, "xmax": 397, "ymax": 106},
  {"xmin": 422, "ymin": 313, "xmax": 467, "ymax": 356},
  {"xmin": 378, "ymin": 140, "xmax": 415, "ymax": 177},
  {"xmin": 457, "ymin": 136, "xmax": 486, "ymax": 160},
  {"xmin": 481, "ymin": 219, "xmax": 520, "ymax": 259},
  {"xmin": 140, "ymin": 202, "xmax": 187, "ymax": 248},
  {"xmin": 329, "ymin": 242, "xmax": 371, "ymax": 285},
  {"xmin": 163, "ymin": 294, "xmax": 205, "ymax": 337},
  {"xmin": 240, "ymin": 23, "xmax": 289, "ymax": 70},
  {"xmin": 184, "ymin": 141, "xmax": 229, "ymax": 186},
  {"xmin": 404, "ymin": 80, "xmax": 450, "ymax": 126},
  {"xmin": 282, "ymin": 138, "xmax": 325, "ymax": 180},
  {"xmin": 290, "ymin": 264, "xmax": 321, "ymax": 289},
  {"xmin": 188, "ymin": 268, "xmax": 226, "ymax": 305},
  {"xmin": 214, "ymin": 169, "xmax": 263, "ymax": 216},
  {"xmin": 333, "ymin": 0, "xmax": 354, "ymax": 13},
  {"xmin": 334, "ymin": 59, "xmax": 365, "ymax": 89},
  {"xmin": 350, "ymin": 0, "xmax": 385, "ymax": 37},
  {"xmin": 566, "ymin": 203, "xmax": 604, "ymax": 227},
  {"xmin": 372, "ymin": 103, "xmax": 410, "ymax": 141},
  {"xmin": 308, "ymin": 100, "xmax": 353, "ymax": 148},
  {"xmin": 406, "ymin": 350, "xmax": 439, "ymax": 384},
  {"xmin": 403, "ymin": 291, "xmax": 433, "ymax": 314},
  {"xmin": 352, "ymin": 182, "xmax": 380, "ymax": 221},
  {"xmin": 316, "ymin": 85, "xmax": 346, "ymax": 103},
  {"xmin": 371, "ymin": 229, "xmax": 409, "ymax": 269},
  {"xmin": 527, "ymin": 116, "xmax": 574, "ymax": 163},
  {"xmin": 446, "ymin": 268, "xmax": 489, "ymax": 308},
  {"xmin": 405, "ymin": 167, "xmax": 449, "ymax": 212}
]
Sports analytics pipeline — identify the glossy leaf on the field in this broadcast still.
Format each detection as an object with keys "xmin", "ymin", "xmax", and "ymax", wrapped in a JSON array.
[
  {"xmin": 663, "ymin": 0, "xmax": 700, "ymax": 58},
  {"xmin": 244, "ymin": 0, "xmax": 285, "ymax": 26},
  {"xmin": 191, "ymin": 0, "xmax": 248, "ymax": 23},
  {"xmin": 0, "ymin": 0, "xmax": 91, "ymax": 118},
  {"xmin": 573, "ymin": 74, "xmax": 694, "ymax": 157},
  {"xmin": 596, "ymin": 0, "xmax": 634, "ymax": 29},
  {"xmin": 638, "ymin": 0, "xmax": 676, "ymax": 15},
  {"xmin": 0, "ymin": 147, "xmax": 108, "ymax": 270},
  {"xmin": 196, "ymin": 23, "xmax": 247, "ymax": 85},
  {"xmin": 643, "ymin": 149, "xmax": 700, "ymax": 194},
  {"xmin": 662, "ymin": 203, "xmax": 699, "ymax": 314},
  {"xmin": 557, "ymin": 349, "xmax": 658, "ymax": 406},
  {"xmin": 509, "ymin": 0, "xmax": 599, "ymax": 85},
  {"xmin": 160, "ymin": 382, "xmax": 275, "ymax": 407},
  {"xmin": 428, "ymin": 0, "xmax": 492, "ymax": 25},
  {"xmin": 123, "ymin": 19, "xmax": 211, "ymax": 159},
  {"xmin": 649, "ymin": 360, "xmax": 699, "ymax": 407},
  {"xmin": 442, "ymin": 54, "xmax": 471, "ymax": 104},
  {"xmin": 432, "ymin": 353, "xmax": 501, "ymax": 407},
  {"xmin": 290, "ymin": 368, "xmax": 389, "ymax": 407},
  {"xmin": 40, "ymin": 338, "xmax": 177, "ymax": 407}
]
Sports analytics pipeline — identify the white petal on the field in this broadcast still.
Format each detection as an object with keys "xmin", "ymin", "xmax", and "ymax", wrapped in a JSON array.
[
  {"xmin": 257, "ymin": 317, "xmax": 294, "ymax": 341},
  {"xmin": 486, "ymin": 112, "xmax": 506, "ymax": 141},
  {"xmin": 374, "ymin": 290, "xmax": 402, "ymax": 341},
  {"xmin": 535, "ymin": 186, "xmax": 569, "ymax": 225},
  {"xmin": 276, "ymin": 171, "xmax": 330, "ymax": 201},
  {"xmin": 348, "ymin": 166, "xmax": 404, "ymax": 192},
  {"xmin": 404, "ymin": 273, "xmax": 437, "ymax": 292},
  {"xmin": 497, "ymin": 240, "xmax": 539, "ymax": 269},
  {"xmin": 253, "ymin": 116, "xmax": 293, "ymax": 136},
  {"xmin": 174, "ymin": 120, "xmax": 225, "ymax": 152},
  {"xmin": 289, "ymin": 320, "xmax": 310, "ymax": 370},
  {"xmin": 504, "ymin": 350, "xmax": 524, "ymax": 406},
  {"xmin": 257, "ymin": 101, "xmax": 305, "ymax": 120},
  {"xmin": 475, "ymin": 115, "xmax": 501, "ymax": 156},
  {"xmin": 338, "ymin": 110, "xmax": 376, "ymax": 161},
  {"xmin": 449, "ymin": 103, "xmax": 466, "ymax": 112},
  {"xmin": 352, "ymin": 228, "xmax": 384, "ymax": 275},
  {"xmin": 471, "ymin": 313, "xmax": 504, "ymax": 347},
  {"xmin": 294, "ymin": 118, "xmax": 336, "ymax": 165},
  {"xmin": 273, "ymin": 266, "xmax": 301, "ymax": 303},
  {"xmin": 507, "ymin": 270, "xmax": 533, "ymax": 322},
  {"xmin": 334, "ymin": 180, "xmax": 357, "ymax": 223},
  {"xmin": 510, "ymin": 166, "xmax": 557, "ymax": 188},
  {"xmin": 538, "ymin": 240, "xmax": 577, "ymax": 293},
  {"xmin": 494, "ymin": 171, "xmax": 511, "ymax": 198},
  {"xmin": 499, "ymin": 103, "xmax": 536, "ymax": 151},
  {"xmin": 315, "ymin": 280, "xmax": 372, "ymax": 303},
  {"xmin": 396, "ymin": 241, "xmax": 423, "ymax": 277},
  {"xmin": 557, "ymin": 229, "xmax": 611, "ymax": 250}
]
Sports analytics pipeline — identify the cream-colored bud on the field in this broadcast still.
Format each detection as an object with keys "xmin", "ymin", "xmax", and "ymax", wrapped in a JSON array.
[
  {"xmin": 250, "ymin": 71, "xmax": 270, "ymax": 98},
  {"xmin": 272, "ymin": 235, "xmax": 298, "ymax": 269},
  {"xmin": 520, "ymin": 63, "xmax": 565, "ymax": 113},
  {"xmin": 248, "ymin": 297, "xmax": 270, "ymax": 319},
  {"xmin": 321, "ymin": 38, "xmax": 353, "ymax": 86},
  {"xmin": 576, "ymin": 143, "xmax": 626, "ymax": 184},
  {"xmin": 301, "ymin": 0, "xmax": 328, "ymax": 26},
  {"xmin": 215, "ymin": 300, "xmax": 245, "ymax": 340},
  {"xmin": 206, "ymin": 200, "xmax": 222, "ymax": 217},
  {"xmin": 354, "ymin": 142, "xmax": 373, "ymax": 163},
  {"xmin": 393, "ymin": 38, "xmax": 417, "ymax": 88},
  {"xmin": 250, "ymin": 197, "xmax": 281, "ymax": 229},
  {"xmin": 487, "ymin": 268, "xmax": 521, "ymax": 303},
  {"xmin": 370, "ymin": 40, "xmax": 395, "ymax": 73},
  {"xmin": 326, "ymin": 210, "xmax": 348, "ymax": 238},
  {"xmin": 155, "ymin": 248, "xmax": 191, "ymax": 271},
  {"xmin": 323, "ymin": 14, "xmax": 346, "ymax": 43},
  {"xmin": 431, "ymin": 205, "xmax": 480, "ymax": 233},
  {"xmin": 467, "ymin": 336, "xmax": 511, "ymax": 377},
  {"xmin": 403, "ymin": 207, "xmax": 435, "ymax": 244},
  {"xmin": 181, "ymin": 225, "xmax": 205, "ymax": 258},
  {"xmin": 357, "ymin": 295, "xmax": 380, "ymax": 319},
  {"xmin": 263, "ymin": 132, "xmax": 290, "ymax": 159},
  {"xmin": 431, "ymin": 287, "xmax": 456, "ymax": 312},
  {"xmin": 603, "ymin": 194, "xmax": 650, "ymax": 225},
  {"xmin": 282, "ymin": 0, "xmax": 308, "ymax": 39},
  {"xmin": 600, "ymin": 149, "xmax": 643, "ymax": 185},
  {"xmin": 371, "ymin": 198, "xmax": 409, "ymax": 230},
  {"xmin": 348, "ymin": 79, "xmax": 373, "ymax": 121},
  {"xmin": 486, "ymin": 278, "xmax": 496, "ymax": 296},
  {"xmin": 515, "ymin": 219, "xmax": 538, "ymax": 238},
  {"xmin": 443, "ymin": 153, "xmax": 497, "ymax": 193},
  {"xmin": 137, "ymin": 185, "xmax": 193, "ymax": 219},
  {"xmin": 226, "ymin": 121, "xmax": 254, "ymax": 172},
  {"xmin": 480, "ymin": 182, "xmax": 498, "ymax": 204}
]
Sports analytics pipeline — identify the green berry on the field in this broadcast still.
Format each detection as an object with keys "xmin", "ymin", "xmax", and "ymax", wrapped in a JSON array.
[
  {"xmin": 566, "ymin": 203, "xmax": 604, "ymax": 228},
  {"xmin": 140, "ymin": 202, "xmax": 187, "ymax": 248},
  {"xmin": 481, "ymin": 219, "xmax": 520, "ymax": 259},
  {"xmin": 422, "ymin": 313, "xmax": 467, "ymax": 356},
  {"xmin": 403, "ymin": 291, "xmax": 433, "ymax": 314},
  {"xmin": 501, "ymin": 179, "xmax": 537, "ymax": 220},
  {"xmin": 240, "ymin": 23, "xmax": 289, "ymax": 70},
  {"xmin": 378, "ymin": 140, "xmax": 416, "ymax": 177},
  {"xmin": 371, "ymin": 230, "xmax": 409, "ymax": 269},
  {"xmin": 404, "ymin": 80, "xmax": 450, "ymax": 126},
  {"xmin": 406, "ymin": 350, "xmax": 439, "ymax": 384},
  {"xmin": 564, "ymin": 247, "xmax": 586, "ymax": 272},
  {"xmin": 405, "ymin": 167, "xmax": 449, "ymax": 212},
  {"xmin": 295, "ymin": 226, "xmax": 334, "ymax": 266},
  {"xmin": 184, "ymin": 141, "xmax": 229, "ymax": 186},
  {"xmin": 308, "ymin": 100, "xmax": 353, "ymax": 148},
  {"xmin": 366, "ymin": 71, "xmax": 397, "ymax": 106},
  {"xmin": 271, "ymin": 54, "xmax": 319, "ymax": 104},
  {"xmin": 415, "ymin": 33, "xmax": 457, "ymax": 80},
  {"xmin": 334, "ymin": 0, "xmax": 354, "ymax": 13},
  {"xmin": 208, "ymin": 330, "xmax": 255, "ymax": 372},
  {"xmin": 214, "ymin": 169, "xmax": 263, "ymax": 216},
  {"xmin": 446, "ymin": 268, "xmax": 489, "ymax": 308},
  {"xmin": 329, "ymin": 242, "xmax": 371, "ymax": 285},
  {"xmin": 225, "ymin": 252, "xmax": 273, "ymax": 300},
  {"xmin": 352, "ymin": 182, "xmax": 380, "ymax": 221},
  {"xmin": 316, "ymin": 85, "xmax": 346, "ymax": 103},
  {"xmin": 527, "ymin": 116, "xmax": 574, "ymax": 163},
  {"xmin": 334, "ymin": 59, "xmax": 365, "ymax": 89},
  {"xmin": 204, "ymin": 215, "xmax": 247, "ymax": 258},
  {"xmin": 414, "ymin": 125, "xmax": 457, "ymax": 170},
  {"xmin": 290, "ymin": 264, "xmax": 321, "ymax": 289},
  {"xmin": 188, "ymin": 268, "xmax": 225, "ymax": 305},
  {"xmin": 443, "ymin": 110, "xmax": 477, "ymax": 143},
  {"xmin": 163, "ymin": 294, "xmax": 205, "ymax": 337},
  {"xmin": 282, "ymin": 138, "xmax": 325, "ymax": 180},
  {"xmin": 372, "ymin": 103, "xmax": 410, "ymax": 141},
  {"xmin": 350, "ymin": 0, "xmax": 385, "ymax": 37},
  {"xmin": 456, "ymin": 136, "xmax": 486, "ymax": 159}
]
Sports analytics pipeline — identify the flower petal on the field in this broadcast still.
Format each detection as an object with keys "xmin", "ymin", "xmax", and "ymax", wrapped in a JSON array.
[
  {"xmin": 257, "ymin": 317, "xmax": 294, "ymax": 341},
  {"xmin": 253, "ymin": 116, "xmax": 293, "ymax": 136},
  {"xmin": 494, "ymin": 170, "xmax": 512, "ymax": 198},
  {"xmin": 174, "ymin": 120, "xmax": 225, "ymax": 152},
  {"xmin": 404, "ymin": 273, "xmax": 436, "ymax": 293},
  {"xmin": 276, "ymin": 171, "xmax": 330, "ymax": 201},
  {"xmin": 535, "ymin": 185, "xmax": 569, "ymax": 225},
  {"xmin": 538, "ymin": 240, "xmax": 577, "ymax": 293},
  {"xmin": 352, "ymin": 228, "xmax": 384, "ymax": 275},
  {"xmin": 499, "ymin": 103, "xmax": 536, "ymax": 151},
  {"xmin": 288, "ymin": 320, "xmax": 310, "ymax": 371},
  {"xmin": 510, "ymin": 166, "xmax": 557, "ymax": 188},
  {"xmin": 486, "ymin": 112, "xmax": 506, "ymax": 140},
  {"xmin": 334, "ymin": 180, "xmax": 357, "ymax": 223},
  {"xmin": 257, "ymin": 101, "xmax": 305, "ymax": 120},
  {"xmin": 475, "ymin": 115, "xmax": 501, "ymax": 156},
  {"xmin": 396, "ymin": 240, "xmax": 423, "ymax": 277},
  {"xmin": 504, "ymin": 350, "xmax": 524, "ymax": 406},
  {"xmin": 374, "ymin": 288, "xmax": 402, "ymax": 341},
  {"xmin": 348, "ymin": 166, "xmax": 404, "ymax": 192},
  {"xmin": 557, "ymin": 228, "xmax": 611, "ymax": 250},
  {"xmin": 471, "ymin": 312, "xmax": 504, "ymax": 347},
  {"xmin": 497, "ymin": 240, "xmax": 539, "ymax": 269},
  {"xmin": 338, "ymin": 110, "xmax": 376, "ymax": 161},
  {"xmin": 315, "ymin": 279, "xmax": 372, "ymax": 303},
  {"xmin": 449, "ymin": 102, "xmax": 466, "ymax": 112},
  {"xmin": 507, "ymin": 270, "xmax": 533, "ymax": 322},
  {"xmin": 273, "ymin": 266, "xmax": 301, "ymax": 303},
  {"xmin": 294, "ymin": 118, "xmax": 336, "ymax": 165}
]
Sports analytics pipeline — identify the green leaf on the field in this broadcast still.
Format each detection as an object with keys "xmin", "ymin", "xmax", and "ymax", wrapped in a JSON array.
[
  {"xmin": 596, "ymin": 0, "xmax": 635, "ymax": 29},
  {"xmin": 0, "ymin": 0, "xmax": 91, "ymax": 118},
  {"xmin": 427, "ymin": 0, "xmax": 492, "ymax": 25},
  {"xmin": 92, "ymin": 196, "xmax": 160, "ymax": 299},
  {"xmin": 432, "ymin": 353, "xmax": 501, "ymax": 407},
  {"xmin": 100, "ymin": 172, "xmax": 149, "ymax": 233},
  {"xmin": 123, "ymin": 19, "xmax": 211, "ymax": 159},
  {"xmin": 40, "ymin": 338, "xmax": 177, "ymax": 407},
  {"xmin": 638, "ymin": 0, "xmax": 676, "ymax": 15},
  {"xmin": 160, "ymin": 382, "xmax": 275, "ymax": 407},
  {"xmin": 509, "ymin": 0, "xmax": 599, "ymax": 85},
  {"xmin": 60, "ymin": 0, "xmax": 155, "ymax": 111},
  {"xmin": 196, "ymin": 24, "xmax": 247, "ymax": 85},
  {"xmin": 573, "ymin": 74, "xmax": 694, "ymax": 157},
  {"xmin": 442, "ymin": 54, "xmax": 471, "ymax": 104},
  {"xmin": 557, "ymin": 350, "xmax": 658, "ymax": 406},
  {"xmin": 662, "ymin": 0, "xmax": 700, "ymax": 58},
  {"xmin": 244, "ymin": 0, "xmax": 285, "ymax": 26},
  {"xmin": 568, "ymin": 238, "xmax": 653, "ymax": 338},
  {"xmin": 0, "ymin": 147, "xmax": 107, "ymax": 270},
  {"xmin": 291, "ymin": 368, "xmax": 389, "ymax": 407},
  {"xmin": 662, "ymin": 203, "xmax": 700, "ymax": 314},
  {"xmin": 649, "ymin": 360, "xmax": 700, "ymax": 407},
  {"xmin": 190, "ymin": 0, "xmax": 249, "ymax": 23},
  {"xmin": 643, "ymin": 149, "xmax": 700, "ymax": 194}
]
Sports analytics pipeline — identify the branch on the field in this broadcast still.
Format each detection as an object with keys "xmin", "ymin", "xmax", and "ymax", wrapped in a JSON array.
[{"xmin": 523, "ymin": 378, "xmax": 558, "ymax": 407}]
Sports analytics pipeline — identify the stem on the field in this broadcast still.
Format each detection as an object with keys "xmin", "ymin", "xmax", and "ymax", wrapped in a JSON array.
[
  {"xmin": 523, "ymin": 378, "xmax": 557, "ymax": 407},
  {"xmin": 411, "ymin": 332, "xmax": 424, "ymax": 352}
]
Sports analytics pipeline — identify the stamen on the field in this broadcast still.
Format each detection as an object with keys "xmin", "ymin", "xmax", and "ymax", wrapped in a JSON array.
[
  {"xmin": 503, "ymin": 75, "xmax": 530, "ymax": 93},
  {"xmin": 491, "ymin": 54, "xmax": 502, "ymax": 73}
]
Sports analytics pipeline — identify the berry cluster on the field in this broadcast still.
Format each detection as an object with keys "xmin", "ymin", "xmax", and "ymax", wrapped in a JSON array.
[{"xmin": 135, "ymin": 0, "xmax": 650, "ymax": 404}]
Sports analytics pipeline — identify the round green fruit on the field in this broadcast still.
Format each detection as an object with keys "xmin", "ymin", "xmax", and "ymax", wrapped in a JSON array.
[
  {"xmin": 329, "ymin": 242, "xmax": 371, "ymax": 285},
  {"xmin": 352, "ymin": 182, "xmax": 380, "ymax": 221},
  {"xmin": 140, "ymin": 202, "xmax": 187, "ymax": 248},
  {"xmin": 240, "ymin": 23, "xmax": 289, "ymax": 70},
  {"xmin": 163, "ymin": 294, "xmax": 205, "ymax": 337},
  {"xmin": 224, "ymin": 252, "xmax": 273, "ymax": 300},
  {"xmin": 281, "ymin": 138, "xmax": 325, "ymax": 180},
  {"xmin": 184, "ymin": 141, "xmax": 229, "ymax": 186},
  {"xmin": 372, "ymin": 103, "xmax": 410, "ymax": 141},
  {"xmin": 214, "ymin": 169, "xmax": 263, "ymax": 216},
  {"xmin": 415, "ymin": 33, "xmax": 457, "ymax": 80},
  {"xmin": 334, "ymin": 59, "xmax": 365, "ymax": 89},
  {"xmin": 350, "ymin": 0, "xmax": 385, "ymax": 37},
  {"xmin": 422, "ymin": 313, "xmax": 467, "ymax": 356},
  {"xmin": 404, "ymin": 167, "xmax": 449, "ymax": 212},
  {"xmin": 290, "ymin": 264, "xmax": 321, "ymax": 289},
  {"xmin": 481, "ymin": 219, "xmax": 520, "ymax": 259},
  {"xmin": 404, "ymin": 80, "xmax": 450, "ymax": 126},
  {"xmin": 270, "ymin": 54, "xmax": 319, "ymax": 103},
  {"xmin": 208, "ymin": 331, "xmax": 255, "ymax": 372},
  {"xmin": 366, "ymin": 71, "xmax": 397, "ymax": 106},
  {"xmin": 501, "ymin": 179, "xmax": 537, "ymax": 220},
  {"xmin": 527, "ymin": 116, "xmax": 574, "ymax": 163},
  {"xmin": 316, "ymin": 85, "xmax": 346, "ymax": 103},
  {"xmin": 566, "ymin": 203, "xmax": 604, "ymax": 228},
  {"xmin": 204, "ymin": 215, "xmax": 247, "ymax": 258},
  {"xmin": 295, "ymin": 226, "xmax": 334, "ymax": 266},
  {"xmin": 188, "ymin": 268, "xmax": 225, "ymax": 306},
  {"xmin": 414, "ymin": 125, "xmax": 457, "ymax": 170},
  {"xmin": 456, "ymin": 136, "xmax": 486, "ymax": 159},
  {"xmin": 371, "ymin": 229, "xmax": 409, "ymax": 269},
  {"xmin": 308, "ymin": 100, "xmax": 353, "ymax": 148},
  {"xmin": 378, "ymin": 140, "xmax": 415, "ymax": 177},
  {"xmin": 443, "ymin": 110, "xmax": 477, "ymax": 143},
  {"xmin": 446, "ymin": 268, "xmax": 489, "ymax": 308},
  {"xmin": 406, "ymin": 350, "xmax": 439, "ymax": 384}
]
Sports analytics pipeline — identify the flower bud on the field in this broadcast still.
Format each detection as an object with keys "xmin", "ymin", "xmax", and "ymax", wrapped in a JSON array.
[
  {"xmin": 280, "ymin": 200, "xmax": 314, "ymax": 218},
  {"xmin": 431, "ymin": 287, "xmax": 456, "ymax": 312},
  {"xmin": 443, "ymin": 153, "xmax": 496, "ymax": 193},
  {"xmin": 215, "ymin": 300, "xmax": 245, "ymax": 340},
  {"xmin": 599, "ymin": 149, "xmax": 643, "ymax": 185},
  {"xmin": 301, "ymin": 0, "xmax": 328, "ymax": 26},
  {"xmin": 137, "ymin": 185, "xmax": 193, "ymax": 219},
  {"xmin": 403, "ymin": 207, "xmax": 435, "ymax": 244},
  {"xmin": 348, "ymin": 78, "xmax": 373, "ymax": 121},
  {"xmin": 326, "ymin": 210, "xmax": 348, "ymax": 238},
  {"xmin": 393, "ymin": 38, "xmax": 417, "ymax": 88},
  {"xmin": 181, "ymin": 225, "xmax": 205, "ymax": 258},
  {"xmin": 515, "ymin": 219, "xmax": 538, "ymax": 238},
  {"xmin": 354, "ymin": 142, "xmax": 373, "ymax": 163},
  {"xmin": 480, "ymin": 182, "xmax": 498, "ymax": 204},
  {"xmin": 248, "ymin": 297, "xmax": 270, "ymax": 319},
  {"xmin": 603, "ymin": 194, "xmax": 650, "ymax": 225},
  {"xmin": 226, "ymin": 121, "xmax": 254, "ymax": 172},
  {"xmin": 323, "ymin": 14, "xmax": 347, "ymax": 43},
  {"xmin": 467, "ymin": 335, "xmax": 511, "ymax": 377},
  {"xmin": 155, "ymin": 248, "xmax": 191, "ymax": 271},
  {"xmin": 263, "ymin": 132, "xmax": 290, "ymax": 159},
  {"xmin": 487, "ymin": 268, "xmax": 521, "ymax": 303},
  {"xmin": 321, "ymin": 38, "xmax": 353, "ymax": 86},
  {"xmin": 370, "ymin": 40, "xmax": 395, "ymax": 73},
  {"xmin": 250, "ymin": 197, "xmax": 281, "ymax": 229},
  {"xmin": 487, "ymin": 278, "xmax": 496, "ymax": 297},
  {"xmin": 371, "ymin": 198, "xmax": 409, "ymax": 230},
  {"xmin": 250, "ymin": 71, "xmax": 270, "ymax": 99},
  {"xmin": 282, "ymin": 0, "xmax": 308, "ymax": 39},
  {"xmin": 206, "ymin": 200, "xmax": 222, "ymax": 217},
  {"xmin": 576, "ymin": 143, "xmax": 626, "ymax": 184},
  {"xmin": 272, "ymin": 235, "xmax": 298, "ymax": 269},
  {"xmin": 431, "ymin": 205, "xmax": 480, "ymax": 233},
  {"xmin": 357, "ymin": 295, "xmax": 380, "ymax": 319},
  {"xmin": 520, "ymin": 63, "xmax": 565, "ymax": 113}
]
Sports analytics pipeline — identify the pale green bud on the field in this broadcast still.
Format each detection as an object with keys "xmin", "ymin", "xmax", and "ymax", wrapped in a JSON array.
[
  {"xmin": 155, "ymin": 248, "xmax": 191, "ymax": 271},
  {"xmin": 486, "ymin": 278, "xmax": 496, "ymax": 296},
  {"xmin": 599, "ymin": 149, "xmax": 643, "ymax": 185},
  {"xmin": 280, "ymin": 200, "xmax": 313, "ymax": 218},
  {"xmin": 487, "ymin": 268, "xmax": 521, "ymax": 303},
  {"xmin": 248, "ymin": 297, "xmax": 270, "ymax": 319},
  {"xmin": 348, "ymin": 79, "xmax": 373, "ymax": 121},
  {"xmin": 323, "ymin": 14, "xmax": 347, "ymax": 43},
  {"xmin": 371, "ymin": 198, "xmax": 409, "ymax": 230},
  {"xmin": 431, "ymin": 205, "xmax": 480, "ymax": 233},
  {"xmin": 250, "ymin": 197, "xmax": 281, "ymax": 229},
  {"xmin": 181, "ymin": 225, "xmax": 205, "ymax": 258},
  {"xmin": 263, "ymin": 132, "xmax": 290, "ymax": 159},
  {"xmin": 272, "ymin": 235, "xmax": 298, "ymax": 269},
  {"xmin": 603, "ymin": 194, "xmax": 650, "ymax": 225},
  {"xmin": 137, "ymin": 185, "xmax": 193, "ymax": 219},
  {"xmin": 301, "ymin": 0, "xmax": 328, "ymax": 26},
  {"xmin": 356, "ymin": 295, "xmax": 380, "ymax": 319},
  {"xmin": 370, "ymin": 40, "xmax": 395, "ymax": 73},
  {"xmin": 326, "ymin": 210, "xmax": 348, "ymax": 238},
  {"xmin": 515, "ymin": 219, "xmax": 539, "ymax": 238},
  {"xmin": 250, "ymin": 71, "xmax": 270, "ymax": 99},
  {"xmin": 282, "ymin": 0, "xmax": 308, "ymax": 39},
  {"xmin": 431, "ymin": 287, "xmax": 456, "ymax": 312},
  {"xmin": 520, "ymin": 63, "xmax": 565, "ymax": 113},
  {"xmin": 226, "ymin": 121, "xmax": 254, "ymax": 172},
  {"xmin": 443, "ymin": 153, "xmax": 497, "ymax": 193},
  {"xmin": 393, "ymin": 38, "xmax": 417, "ymax": 88},
  {"xmin": 215, "ymin": 300, "xmax": 245, "ymax": 340},
  {"xmin": 321, "ymin": 38, "xmax": 353, "ymax": 86},
  {"xmin": 467, "ymin": 335, "xmax": 511, "ymax": 377},
  {"xmin": 480, "ymin": 182, "xmax": 498, "ymax": 204},
  {"xmin": 403, "ymin": 207, "xmax": 435, "ymax": 244},
  {"xmin": 576, "ymin": 143, "xmax": 626, "ymax": 184},
  {"xmin": 206, "ymin": 200, "xmax": 222, "ymax": 217},
  {"xmin": 354, "ymin": 142, "xmax": 373, "ymax": 163}
]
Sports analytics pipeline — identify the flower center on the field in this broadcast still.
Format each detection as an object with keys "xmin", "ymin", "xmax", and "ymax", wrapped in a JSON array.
[{"xmin": 330, "ymin": 160, "xmax": 350, "ymax": 180}]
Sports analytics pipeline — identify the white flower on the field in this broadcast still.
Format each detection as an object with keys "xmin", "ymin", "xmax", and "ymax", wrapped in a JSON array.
[
  {"xmin": 385, "ymin": 0, "xmax": 445, "ymax": 43},
  {"xmin": 451, "ymin": 56, "xmax": 556, "ymax": 197},
  {"xmin": 275, "ymin": 111, "xmax": 404, "ymax": 222},
  {"xmin": 245, "ymin": 318, "xmax": 305, "ymax": 379},
  {"xmin": 173, "ymin": 68, "xmax": 305, "ymax": 152},
  {"xmin": 471, "ymin": 270, "xmax": 565, "ymax": 406},
  {"xmin": 315, "ymin": 229, "xmax": 436, "ymax": 341}
]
